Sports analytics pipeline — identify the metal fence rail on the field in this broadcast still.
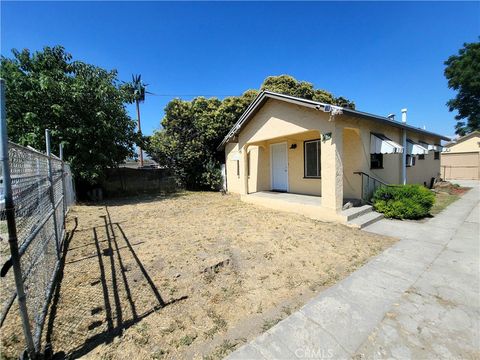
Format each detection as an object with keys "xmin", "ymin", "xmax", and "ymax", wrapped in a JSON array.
[
  {"xmin": 354, "ymin": 171, "xmax": 389, "ymax": 204},
  {"xmin": 0, "ymin": 80, "xmax": 75, "ymax": 358}
]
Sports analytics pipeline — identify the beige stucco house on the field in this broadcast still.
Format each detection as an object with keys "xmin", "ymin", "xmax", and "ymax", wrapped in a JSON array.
[
  {"xmin": 441, "ymin": 131, "xmax": 480, "ymax": 180},
  {"xmin": 218, "ymin": 91, "xmax": 449, "ymax": 224}
]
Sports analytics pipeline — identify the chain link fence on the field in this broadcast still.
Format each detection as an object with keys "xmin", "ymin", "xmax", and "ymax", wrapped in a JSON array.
[{"xmin": 0, "ymin": 87, "xmax": 75, "ymax": 358}]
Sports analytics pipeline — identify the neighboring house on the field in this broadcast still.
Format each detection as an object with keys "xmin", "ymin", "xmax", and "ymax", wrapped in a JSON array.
[
  {"xmin": 218, "ymin": 91, "xmax": 449, "ymax": 223},
  {"xmin": 441, "ymin": 131, "xmax": 480, "ymax": 180}
]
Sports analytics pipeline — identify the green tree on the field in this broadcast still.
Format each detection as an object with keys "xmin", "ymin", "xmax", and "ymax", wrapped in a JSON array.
[
  {"xmin": 150, "ymin": 75, "xmax": 354, "ymax": 190},
  {"xmin": 0, "ymin": 46, "xmax": 137, "ymax": 184},
  {"xmin": 122, "ymin": 74, "xmax": 149, "ymax": 166},
  {"xmin": 260, "ymin": 74, "xmax": 355, "ymax": 109},
  {"xmin": 444, "ymin": 40, "xmax": 480, "ymax": 136},
  {"xmin": 150, "ymin": 97, "xmax": 223, "ymax": 189}
]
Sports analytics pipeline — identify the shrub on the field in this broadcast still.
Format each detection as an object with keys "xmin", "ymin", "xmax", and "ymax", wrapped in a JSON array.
[
  {"xmin": 372, "ymin": 184, "xmax": 435, "ymax": 219},
  {"xmin": 200, "ymin": 159, "xmax": 223, "ymax": 191}
]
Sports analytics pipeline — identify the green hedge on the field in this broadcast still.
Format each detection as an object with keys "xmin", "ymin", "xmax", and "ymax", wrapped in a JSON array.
[{"xmin": 372, "ymin": 184, "xmax": 435, "ymax": 219}]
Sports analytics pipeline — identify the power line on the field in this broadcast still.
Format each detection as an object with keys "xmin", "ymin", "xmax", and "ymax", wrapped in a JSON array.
[{"xmin": 150, "ymin": 93, "xmax": 242, "ymax": 97}]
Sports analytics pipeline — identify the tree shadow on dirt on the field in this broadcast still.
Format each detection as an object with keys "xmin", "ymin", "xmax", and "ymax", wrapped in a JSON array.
[{"xmin": 45, "ymin": 207, "xmax": 187, "ymax": 359}]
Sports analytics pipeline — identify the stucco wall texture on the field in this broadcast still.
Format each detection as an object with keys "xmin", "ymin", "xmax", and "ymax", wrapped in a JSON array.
[
  {"xmin": 225, "ymin": 99, "xmax": 443, "ymax": 212},
  {"xmin": 445, "ymin": 133, "xmax": 480, "ymax": 153},
  {"xmin": 441, "ymin": 133, "xmax": 480, "ymax": 180}
]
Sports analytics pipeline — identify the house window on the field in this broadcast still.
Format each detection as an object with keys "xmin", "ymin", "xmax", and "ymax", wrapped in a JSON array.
[
  {"xmin": 370, "ymin": 154, "xmax": 383, "ymax": 169},
  {"xmin": 406, "ymin": 155, "xmax": 416, "ymax": 167},
  {"xmin": 304, "ymin": 139, "xmax": 321, "ymax": 178},
  {"xmin": 434, "ymin": 151, "xmax": 440, "ymax": 160},
  {"xmin": 236, "ymin": 160, "xmax": 240, "ymax": 177},
  {"xmin": 418, "ymin": 154, "xmax": 425, "ymax": 160}
]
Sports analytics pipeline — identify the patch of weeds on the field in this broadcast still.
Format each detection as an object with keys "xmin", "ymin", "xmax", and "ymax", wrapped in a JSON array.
[
  {"xmin": 160, "ymin": 319, "xmax": 184, "ymax": 335},
  {"xmin": 204, "ymin": 340, "xmax": 239, "ymax": 360},
  {"xmin": 134, "ymin": 322, "xmax": 150, "ymax": 345},
  {"xmin": 263, "ymin": 251, "xmax": 274, "ymax": 260},
  {"xmin": 262, "ymin": 317, "xmax": 282, "ymax": 331},
  {"xmin": 256, "ymin": 302, "xmax": 263, "ymax": 314},
  {"xmin": 205, "ymin": 310, "xmax": 227, "ymax": 338},
  {"xmin": 204, "ymin": 271, "xmax": 216, "ymax": 283},
  {"xmin": 151, "ymin": 348, "xmax": 168, "ymax": 359},
  {"xmin": 169, "ymin": 286, "xmax": 178, "ymax": 295},
  {"xmin": 286, "ymin": 276, "xmax": 300, "ymax": 289},
  {"xmin": 282, "ymin": 306, "xmax": 292, "ymax": 316},
  {"xmin": 320, "ymin": 277, "xmax": 330, "ymax": 286},
  {"xmin": 204, "ymin": 327, "xmax": 219, "ymax": 339},
  {"xmin": 220, "ymin": 285, "xmax": 237, "ymax": 299},
  {"xmin": 177, "ymin": 334, "xmax": 197, "ymax": 348}
]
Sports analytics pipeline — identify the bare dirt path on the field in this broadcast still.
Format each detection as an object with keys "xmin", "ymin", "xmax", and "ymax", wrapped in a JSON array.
[{"xmin": 1, "ymin": 192, "xmax": 395, "ymax": 359}]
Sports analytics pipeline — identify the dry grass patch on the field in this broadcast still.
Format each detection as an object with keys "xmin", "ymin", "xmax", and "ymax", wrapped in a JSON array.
[
  {"xmin": 1, "ymin": 192, "xmax": 396, "ymax": 359},
  {"xmin": 431, "ymin": 182, "xmax": 470, "ymax": 215}
]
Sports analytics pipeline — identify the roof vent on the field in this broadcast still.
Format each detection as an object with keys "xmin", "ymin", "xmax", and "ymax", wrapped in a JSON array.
[
  {"xmin": 387, "ymin": 114, "xmax": 395, "ymax": 121},
  {"xmin": 401, "ymin": 108, "xmax": 407, "ymax": 123}
]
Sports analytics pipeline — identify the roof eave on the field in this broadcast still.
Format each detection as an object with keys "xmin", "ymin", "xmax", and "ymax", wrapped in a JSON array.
[
  {"xmin": 217, "ymin": 91, "xmax": 450, "ymax": 150},
  {"xmin": 341, "ymin": 108, "xmax": 450, "ymax": 141},
  {"xmin": 217, "ymin": 91, "xmax": 326, "ymax": 151}
]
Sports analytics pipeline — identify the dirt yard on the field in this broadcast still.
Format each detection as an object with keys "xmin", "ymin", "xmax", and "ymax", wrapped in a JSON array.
[{"xmin": 1, "ymin": 192, "xmax": 396, "ymax": 359}]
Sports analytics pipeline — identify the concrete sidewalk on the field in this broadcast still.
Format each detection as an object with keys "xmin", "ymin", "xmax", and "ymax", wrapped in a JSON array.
[{"xmin": 227, "ymin": 181, "xmax": 479, "ymax": 359}]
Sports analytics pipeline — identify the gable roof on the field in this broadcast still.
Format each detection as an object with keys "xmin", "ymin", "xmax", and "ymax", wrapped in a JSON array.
[
  {"xmin": 445, "ymin": 130, "xmax": 480, "ymax": 147},
  {"xmin": 217, "ymin": 91, "xmax": 450, "ymax": 150}
]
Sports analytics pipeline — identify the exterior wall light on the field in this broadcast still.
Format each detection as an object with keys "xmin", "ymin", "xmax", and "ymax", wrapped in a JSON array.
[
  {"xmin": 290, "ymin": 144, "xmax": 297, "ymax": 149},
  {"xmin": 322, "ymin": 132, "xmax": 332, "ymax": 142}
]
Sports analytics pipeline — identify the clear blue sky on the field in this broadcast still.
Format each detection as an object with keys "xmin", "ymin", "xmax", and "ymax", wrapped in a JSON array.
[{"xmin": 1, "ymin": 1, "xmax": 479, "ymax": 138}]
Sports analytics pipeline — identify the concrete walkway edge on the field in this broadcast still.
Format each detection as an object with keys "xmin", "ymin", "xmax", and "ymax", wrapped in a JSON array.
[{"xmin": 227, "ymin": 180, "xmax": 479, "ymax": 359}]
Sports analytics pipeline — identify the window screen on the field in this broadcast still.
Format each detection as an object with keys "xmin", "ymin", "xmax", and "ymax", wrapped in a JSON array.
[
  {"xmin": 370, "ymin": 154, "xmax": 383, "ymax": 169},
  {"xmin": 304, "ymin": 140, "xmax": 321, "ymax": 178},
  {"xmin": 406, "ymin": 154, "xmax": 416, "ymax": 167}
]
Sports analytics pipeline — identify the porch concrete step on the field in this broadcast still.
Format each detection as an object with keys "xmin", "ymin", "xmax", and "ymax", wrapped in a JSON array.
[
  {"xmin": 347, "ymin": 211, "xmax": 384, "ymax": 229},
  {"xmin": 342, "ymin": 204, "xmax": 373, "ymax": 221}
]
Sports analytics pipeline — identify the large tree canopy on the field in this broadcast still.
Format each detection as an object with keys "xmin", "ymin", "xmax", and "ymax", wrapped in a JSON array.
[
  {"xmin": 444, "ymin": 40, "xmax": 480, "ymax": 136},
  {"xmin": 261, "ymin": 75, "xmax": 355, "ymax": 109},
  {"xmin": 150, "ymin": 75, "xmax": 354, "ymax": 190},
  {"xmin": 1, "ymin": 46, "xmax": 137, "ymax": 183}
]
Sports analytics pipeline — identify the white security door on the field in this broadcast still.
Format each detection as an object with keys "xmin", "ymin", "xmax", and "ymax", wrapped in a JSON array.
[{"xmin": 271, "ymin": 143, "xmax": 288, "ymax": 191}]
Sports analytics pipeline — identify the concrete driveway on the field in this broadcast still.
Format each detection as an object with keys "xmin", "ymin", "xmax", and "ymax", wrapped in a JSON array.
[{"xmin": 227, "ymin": 180, "xmax": 479, "ymax": 359}]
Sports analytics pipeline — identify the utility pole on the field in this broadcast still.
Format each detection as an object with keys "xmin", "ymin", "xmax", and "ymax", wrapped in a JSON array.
[{"xmin": 136, "ymin": 99, "xmax": 144, "ymax": 168}]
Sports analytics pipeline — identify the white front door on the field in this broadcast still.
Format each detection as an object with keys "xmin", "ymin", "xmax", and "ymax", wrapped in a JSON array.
[{"xmin": 271, "ymin": 142, "xmax": 288, "ymax": 191}]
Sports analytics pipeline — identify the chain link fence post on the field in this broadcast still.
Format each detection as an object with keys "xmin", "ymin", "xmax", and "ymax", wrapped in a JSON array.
[
  {"xmin": 0, "ymin": 79, "xmax": 37, "ymax": 358},
  {"xmin": 59, "ymin": 143, "xmax": 67, "ymax": 247},
  {"xmin": 45, "ymin": 129, "xmax": 61, "ymax": 260}
]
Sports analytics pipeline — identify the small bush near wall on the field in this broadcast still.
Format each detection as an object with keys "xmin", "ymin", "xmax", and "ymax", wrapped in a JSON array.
[{"xmin": 372, "ymin": 185, "xmax": 435, "ymax": 219}]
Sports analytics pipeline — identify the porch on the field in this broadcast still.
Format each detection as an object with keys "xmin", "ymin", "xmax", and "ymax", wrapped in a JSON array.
[{"xmin": 241, "ymin": 191, "xmax": 382, "ymax": 226}]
